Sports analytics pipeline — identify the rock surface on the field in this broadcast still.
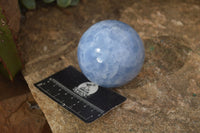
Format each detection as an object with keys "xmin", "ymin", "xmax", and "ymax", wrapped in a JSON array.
[
  {"xmin": 19, "ymin": 0, "xmax": 200, "ymax": 132},
  {"xmin": 0, "ymin": 74, "xmax": 51, "ymax": 133}
]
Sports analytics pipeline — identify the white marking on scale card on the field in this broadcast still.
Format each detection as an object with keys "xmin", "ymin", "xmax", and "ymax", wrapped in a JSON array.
[
  {"xmin": 73, "ymin": 82, "xmax": 99, "ymax": 98},
  {"xmin": 54, "ymin": 93, "xmax": 60, "ymax": 97},
  {"xmin": 37, "ymin": 83, "xmax": 43, "ymax": 86}
]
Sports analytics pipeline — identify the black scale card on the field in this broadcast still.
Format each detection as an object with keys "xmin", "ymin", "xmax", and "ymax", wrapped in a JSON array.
[{"xmin": 34, "ymin": 66, "xmax": 126, "ymax": 123}]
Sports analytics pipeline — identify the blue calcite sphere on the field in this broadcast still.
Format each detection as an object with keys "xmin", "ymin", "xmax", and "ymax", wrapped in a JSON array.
[{"xmin": 77, "ymin": 20, "xmax": 145, "ymax": 88}]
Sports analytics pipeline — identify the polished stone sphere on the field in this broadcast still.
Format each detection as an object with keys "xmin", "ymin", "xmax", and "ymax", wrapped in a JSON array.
[{"xmin": 77, "ymin": 20, "xmax": 145, "ymax": 88}]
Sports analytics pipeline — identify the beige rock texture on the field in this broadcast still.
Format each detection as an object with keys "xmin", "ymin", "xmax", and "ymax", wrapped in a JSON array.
[{"xmin": 19, "ymin": 0, "xmax": 200, "ymax": 132}]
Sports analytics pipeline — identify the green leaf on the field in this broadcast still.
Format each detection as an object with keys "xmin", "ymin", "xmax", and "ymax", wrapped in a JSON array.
[
  {"xmin": 43, "ymin": 0, "xmax": 55, "ymax": 3},
  {"xmin": 57, "ymin": 0, "xmax": 72, "ymax": 8},
  {"xmin": 70, "ymin": 0, "xmax": 79, "ymax": 6},
  {"xmin": 0, "ymin": 9, "xmax": 22, "ymax": 80},
  {"xmin": 20, "ymin": 0, "xmax": 36, "ymax": 10}
]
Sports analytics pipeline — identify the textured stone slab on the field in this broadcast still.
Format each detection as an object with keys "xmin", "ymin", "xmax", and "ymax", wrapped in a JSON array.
[{"xmin": 19, "ymin": 0, "xmax": 200, "ymax": 132}]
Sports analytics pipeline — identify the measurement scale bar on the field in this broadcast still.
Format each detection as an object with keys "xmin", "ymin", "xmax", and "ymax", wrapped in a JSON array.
[{"xmin": 34, "ymin": 66, "xmax": 126, "ymax": 123}]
